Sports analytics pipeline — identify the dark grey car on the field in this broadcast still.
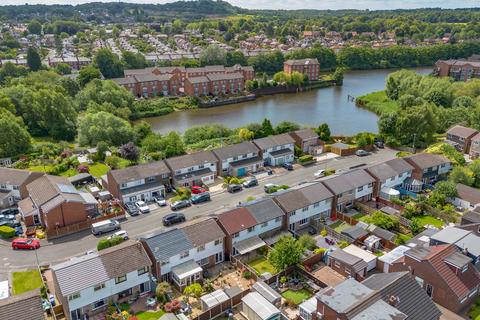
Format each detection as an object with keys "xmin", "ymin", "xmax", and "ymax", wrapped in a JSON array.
[{"xmin": 170, "ymin": 200, "xmax": 191, "ymax": 211}]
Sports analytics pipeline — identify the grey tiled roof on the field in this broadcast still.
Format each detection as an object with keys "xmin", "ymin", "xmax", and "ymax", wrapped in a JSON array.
[
  {"xmin": 350, "ymin": 300, "xmax": 407, "ymax": 320},
  {"xmin": 253, "ymin": 133, "xmax": 295, "ymax": 150},
  {"xmin": 242, "ymin": 198, "xmax": 284, "ymax": 224},
  {"xmin": 141, "ymin": 228, "xmax": 193, "ymax": 262},
  {"xmin": 181, "ymin": 218, "xmax": 225, "ymax": 247},
  {"xmin": 341, "ymin": 225, "xmax": 368, "ymax": 240},
  {"xmin": 404, "ymin": 153, "xmax": 450, "ymax": 169},
  {"xmin": 362, "ymin": 272, "xmax": 442, "ymax": 320},
  {"xmin": 109, "ymin": 161, "xmax": 170, "ymax": 184},
  {"xmin": 212, "ymin": 141, "xmax": 260, "ymax": 160},
  {"xmin": 0, "ymin": 289, "xmax": 44, "ymax": 320},
  {"xmin": 273, "ymin": 182, "xmax": 333, "ymax": 213},
  {"xmin": 329, "ymin": 249, "xmax": 367, "ymax": 272},
  {"xmin": 322, "ymin": 169, "xmax": 375, "ymax": 195},
  {"xmin": 165, "ymin": 151, "xmax": 217, "ymax": 172}
]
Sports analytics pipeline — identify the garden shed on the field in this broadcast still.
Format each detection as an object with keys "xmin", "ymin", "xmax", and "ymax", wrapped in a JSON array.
[
  {"xmin": 252, "ymin": 281, "xmax": 281, "ymax": 306},
  {"xmin": 241, "ymin": 292, "xmax": 281, "ymax": 320},
  {"xmin": 343, "ymin": 244, "xmax": 377, "ymax": 272},
  {"xmin": 200, "ymin": 289, "xmax": 229, "ymax": 311}
]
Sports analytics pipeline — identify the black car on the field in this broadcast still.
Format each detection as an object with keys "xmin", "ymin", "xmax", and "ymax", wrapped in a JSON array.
[
  {"xmin": 191, "ymin": 192, "xmax": 210, "ymax": 204},
  {"xmin": 282, "ymin": 163, "xmax": 294, "ymax": 171},
  {"xmin": 170, "ymin": 200, "xmax": 191, "ymax": 211},
  {"xmin": 162, "ymin": 213, "xmax": 186, "ymax": 226},
  {"xmin": 242, "ymin": 178, "xmax": 258, "ymax": 188},
  {"xmin": 124, "ymin": 203, "xmax": 140, "ymax": 216},
  {"xmin": 227, "ymin": 184, "xmax": 242, "ymax": 193}
]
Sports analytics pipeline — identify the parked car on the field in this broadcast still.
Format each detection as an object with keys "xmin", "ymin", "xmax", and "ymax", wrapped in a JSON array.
[
  {"xmin": 191, "ymin": 192, "xmax": 211, "ymax": 204},
  {"xmin": 12, "ymin": 238, "xmax": 40, "ymax": 250},
  {"xmin": 282, "ymin": 163, "xmax": 294, "ymax": 171},
  {"xmin": 264, "ymin": 183, "xmax": 279, "ymax": 193},
  {"xmin": 163, "ymin": 213, "xmax": 186, "ymax": 226},
  {"xmin": 191, "ymin": 186, "xmax": 207, "ymax": 194},
  {"xmin": 180, "ymin": 301, "xmax": 192, "ymax": 314},
  {"xmin": 124, "ymin": 202, "xmax": 139, "ymax": 216},
  {"xmin": 135, "ymin": 201, "xmax": 150, "ymax": 214},
  {"xmin": 314, "ymin": 169, "xmax": 325, "ymax": 178},
  {"xmin": 91, "ymin": 219, "xmax": 120, "ymax": 235},
  {"xmin": 108, "ymin": 230, "xmax": 129, "ymax": 240},
  {"xmin": 154, "ymin": 197, "xmax": 167, "ymax": 207},
  {"xmin": 0, "ymin": 214, "xmax": 15, "ymax": 221},
  {"xmin": 374, "ymin": 137, "xmax": 385, "ymax": 149},
  {"xmin": 0, "ymin": 220, "xmax": 20, "ymax": 228},
  {"xmin": 227, "ymin": 184, "xmax": 242, "ymax": 193},
  {"xmin": 355, "ymin": 149, "xmax": 370, "ymax": 157},
  {"xmin": 170, "ymin": 200, "xmax": 191, "ymax": 211},
  {"xmin": 242, "ymin": 178, "xmax": 258, "ymax": 188},
  {"xmin": 14, "ymin": 225, "xmax": 23, "ymax": 236}
]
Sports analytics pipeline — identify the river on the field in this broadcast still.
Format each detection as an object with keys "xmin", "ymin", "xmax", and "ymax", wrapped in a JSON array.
[{"xmin": 142, "ymin": 67, "xmax": 432, "ymax": 135}]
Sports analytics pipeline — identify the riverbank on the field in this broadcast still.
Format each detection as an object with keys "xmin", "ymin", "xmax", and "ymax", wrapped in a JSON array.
[{"xmin": 356, "ymin": 91, "xmax": 399, "ymax": 115}]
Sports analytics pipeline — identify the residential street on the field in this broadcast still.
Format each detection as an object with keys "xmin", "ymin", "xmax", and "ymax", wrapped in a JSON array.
[{"xmin": 0, "ymin": 148, "xmax": 397, "ymax": 271}]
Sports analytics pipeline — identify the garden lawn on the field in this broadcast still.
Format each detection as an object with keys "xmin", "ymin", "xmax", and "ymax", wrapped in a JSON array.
[
  {"xmin": 469, "ymin": 299, "xmax": 480, "ymax": 320},
  {"xmin": 281, "ymin": 289, "xmax": 311, "ymax": 305},
  {"xmin": 28, "ymin": 165, "xmax": 53, "ymax": 173},
  {"xmin": 395, "ymin": 233, "xmax": 413, "ymax": 245},
  {"xmin": 88, "ymin": 162, "xmax": 110, "ymax": 178},
  {"xmin": 135, "ymin": 310, "xmax": 166, "ymax": 320},
  {"xmin": 12, "ymin": 270, "xmax": 43, "ymax": 295},
  {"xmin": 59, "ymin": 168, "xmax": 78, "ymax": 177},
  {"xmin": 415, "ymin": 215, "xmax": 444, "ymax": 228},
  {"xmin": 330, "ymin": 221, "xmax": 352, "ymax": 233},
  {"xmin": 248, "ymin": 256, "xmax": 276, "ymax": 275}
]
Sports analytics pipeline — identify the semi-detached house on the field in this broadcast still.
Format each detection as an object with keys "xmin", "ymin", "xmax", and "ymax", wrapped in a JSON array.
[
  {"xmin": 321, "ymin": 169, "xmax": 375, "ymax": 214},
  {"xmin": 273, "ymin": 182, "xmax": 333, "ymax": 233},
  {"xmin": 365, "ymin": 158, "xmax": 414, "ymax": 200},
  {"xmin": 140, "ymin": 218, "xmax": 225, "ymax": 289},
  {"xmin": 51, "ymin": 241, "xmax": 152, "ymax": 320},
  {"xmin": 403, "ymin": 153, "xmax": 451, "ymax": 187},
  {"xmin": 165, "ymin": 151, "xmax": 218, "ymax": 187},
  {"xmin": 0, "ymin": 168, "xmax": 44, "ymax": 209},
  {"xmin": 253, "ymin": 133, "xmax": 295, "ymax": 166},
  {"xmin": 216, "ymin": 198, "xmax": 285, "ymax": 257},
  {"xmin": 105, "ymin": 161, "xmax": 171, "ymax": 203},
  {"xmin": 212, "ymin": 141, "xmax": 263, "ymax": 177}
]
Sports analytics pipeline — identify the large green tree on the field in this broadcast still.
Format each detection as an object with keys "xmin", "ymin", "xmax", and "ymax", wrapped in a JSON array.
[
  {"xmin": 0, "ymin": 110, "xmax": 31, "ymax": 158},
  {"xmin": 199, "ymin": 44, "xmax": 226, "ymax": 66},
  {"xmin": 78, "ymin": 65, "xmax": 101, "ymax": 87},
  {"xmin": 77, "ymin": 111, "xmax": 136, "ymax": 146},
  {"xmin": 28, "ymin": 19, "xmax": 42, "ymax": 35},
  {"xmin": 93, "ymin": 48, "xmax": 124, "ymax": 79},
  {"xmin": 27, "ymin": 47, "xmax": 42, "ymax": 71},
  {"xmin": 268, "ymin": 236, "xmax": 303, "ymax": 271},
  {"xmin": 121, "ymin": 51, "xmax": 147, "ymax": 69}
]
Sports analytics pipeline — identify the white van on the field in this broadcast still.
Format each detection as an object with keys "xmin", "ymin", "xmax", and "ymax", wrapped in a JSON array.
[{"xmin": 91, "ymin": 219, "xmax": 120, "ymax": 235}]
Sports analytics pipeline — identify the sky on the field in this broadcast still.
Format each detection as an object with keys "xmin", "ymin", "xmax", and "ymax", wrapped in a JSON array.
[{"xmin": 1, "ymin": 0, "xmax": 479, "ymax": 10}]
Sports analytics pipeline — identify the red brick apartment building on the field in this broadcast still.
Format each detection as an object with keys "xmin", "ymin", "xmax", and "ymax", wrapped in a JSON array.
[
  {"xmin": 284, "ymin": 58, "xmax": 320, "ymax": 81},
  {"xmin": 435, "ymin": 59, "xmax": 480, "ymax": 81},
  {"xmin": 115, "ymin": 64, "xmax": 254, "ymax": 98}
]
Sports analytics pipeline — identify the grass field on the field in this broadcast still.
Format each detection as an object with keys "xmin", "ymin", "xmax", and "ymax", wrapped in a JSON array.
[
  {"xmin": 248, "ymin": 256, "xmax": 276, "ymax": 275},
  {"xmin": 281, "ymin": 289, "xmax": 311, "ymax": 305},
  {"xmin": 12, "ymin": 270, "xmax": 43, "ymax": 295},
  {"xmin": 88, "ymin": 162, "xmax": 110, "ymax": 178},
  {"xmin": 415, "ymin": 215, "xmax": 444, "ymax": 228},
  {"xmin": 135, "ymin": 310, "xmax": 166, "ymax": 320},
  {"xmin": 28, "ymin": 165, "xmax": 53, "ymax": 173},
  {"xmin": 356, "ymin": 91, "xmax": 399, "ymax": 115}
]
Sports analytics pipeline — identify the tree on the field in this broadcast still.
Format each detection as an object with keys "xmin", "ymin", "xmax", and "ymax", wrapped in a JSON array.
[
  {"xmin": 121, "ymin": 51, "xmax": 147, "ymax": 69},
  {"xmin": 333, "ymin": 67, "xmax": 345, "ymax": 85},
  {"xmin": 93, "ymin": 48, "xmax": 124, "ymax": 79},
  {"xmin": 317, "ymin": 123, "xmax": 331, "ymax": 141},
  {"xmin": 394, "ymin": 104, "xmax": 437, "ymax": 147},
  {"xmin": 55, "ymin": 63, "xmax": 72, "ymax": 75},
  {"xmin": 238, "ymin": 128, "xmax": 254, "ymax": 140},
  {"xmin": 119, "ymin": 142, "xmax": 140, "ymax": 161},
  {"xmin": 134, "ymin": 121, "xmax": 153, "ymax": 141},
  {"xmin": 105, "ymin": 155, "xmax": 122, "ymax": 169},
  {"xmin": 410, "ymin": 218, "xmax": 422, "ymax": 235},
  {"xmin": 273, "ymin": 71, "xmax": 289, "ymax": 84},
  {"xmin": 275, "ymin": 121, "xmax": 300, "ymax": 134},
  {"xmin": 469, "ymin": 159, "xmax": 480, "ymax": 187},
  {"xmin": 78, "ymin": 65, "xmax": 101, "ymax": 87},
  {"xmin": 199, "ymin": 44, "xmax": 226, "ymax": 66},
  {"xmin": 183, "ymin": 283, "xmax": 203, "ymax": 299},
  {"xmin": 95, "ymin": 141, "xmax": 109, "ymax": 161},
  {"xmin": 261, "ymin": 118, "xmax": 274, "ymax": 137},
  {"xmin": 0, "ymin": 109, "xmax": 31, "ymax": 158},
  {"xmin": 28, "ymin": 19, "xmax": 42, "ymax": 35},
  {"xmin": 268, "ymin": 236, "xmax": 303, "ymax": 271},
  {"xmin": 290, "ymin": 71, "xmax": 305, "ymax": 87},
  {"xmin": 363, "ymin": 211, "xmax": 399, "ymax": 231},
  {"xmin": 155, "ymin": 282, "xmax": 171, "ymax": 303},
  {"xmin": 160, "ymin": 132, "xmax": 185, "ymax": 158},
  {"xmin": 26, "ymin": 47, "xmax": 42, "ymax": 71},
  {"xmin": 298, "ymin": 234, "xmax": 316, "ymax": 251},
  {"xmin": 449, "ymin": 166, "xmax": 474, "ymax": 186},
  {"xmin": 226, "ymin": 51, "xmax": 247, "ymax": 67},
  {"xmin": 434, "ymin": 180, "xmax": 458, "ymax": 198},
  {"xmin": 77, "ymin": 111, "xmax": 136, "ymax": 147}
]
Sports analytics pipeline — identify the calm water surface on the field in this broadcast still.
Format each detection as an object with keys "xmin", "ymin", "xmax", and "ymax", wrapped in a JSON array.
[{"xmin": 143, "ymin": 67, "xmax": 432, "ymax": 135}]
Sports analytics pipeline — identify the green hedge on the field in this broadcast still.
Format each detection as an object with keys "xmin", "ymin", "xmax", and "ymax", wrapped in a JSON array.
[
  {"xmin": 97, "ymin": 236, "xmax": 125, "ymax": 251},
  {"xmin": 0, "ymin": 226, "xmax": 15, "ymax": 238},
  {"xmin": 298, "ymin": 155, "xmax": 314, "ymax": 163}
]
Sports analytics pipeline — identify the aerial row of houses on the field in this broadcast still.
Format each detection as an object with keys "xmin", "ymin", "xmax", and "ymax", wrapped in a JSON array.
[
  {"xmin": 434, "ymin": 55, "xmax": 480, "ymax": 81},
  {"xmin": 0, "ymin": 56, "xmax": 92, "ymax": 70},
  {"xmin": 114, "ymin": 64, "xmax": 255, "ymax": 98}
]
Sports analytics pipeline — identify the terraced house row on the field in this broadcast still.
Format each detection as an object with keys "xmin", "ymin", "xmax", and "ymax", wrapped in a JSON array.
[
  {"xmin": 113, "ymin": 64, "xmax": 255, "ymax": 98},
  {"xmin": 41, "ymin": 152, "xmax": 455, "ymax": 320}
]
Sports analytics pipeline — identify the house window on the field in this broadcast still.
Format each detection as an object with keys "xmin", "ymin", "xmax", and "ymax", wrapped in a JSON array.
[
  {"xmin": 357, "ymin": 186, "xmax": 364, "ymax": 192},
  {"xmin": 290, "ymin": 211, "xmax": 296, "ymax": 217},
  {"xmin": 180, "ymin": 251, "xmax": 189, "ymax": 258},
  {"xmin": 214, "ymin": 239, "xmax": 221, "ymax": 246},
  {"xmin": 302, "ymin": 207, "xmax": 309, "ymax": 212},
  {"xmin": 160, "ymin": 259, "xmax": 169, "ymax": 266},
  {"xmin": 232, "ymin": 232, "xmax": 239, "ymax": 238},
  {"xmin": 92, "ymin": 299, "xmax": 106, "ymax": 310},
  {"xmin": 247, "ymin": 226, "xmax": 255, "ymax": 233},
  {"xmin": 146, "ymin": 176, "xmax": 155, "ymax": 183},
  {"xmin": 197, "ymin": 245, "xmax": 205, "ymax": 252},
  {"xmin": 115, "ymin": 275, "xmax": 127, "ymax": 284},
  {"xmin": 368, "ymin": 183, "xmax": 373, "ymax": 188},
  {"xmin": 198, "ymin": 257, "xmax": 209, "ymax": 266},
  {"xmin": 314, "ymin": 202, "xmax": 320, "ymax": 208},
  {"xmin": 338, "ymin": 193, "xmax": 343, "ymax": 198},
  {"xmin": 299, "ymin": 218, "xmax": 308, "ymax": 225},
  {"xmin": 138, "ymin": 266, "xmax": 149, "ymax": 275},
  {"xmin": 261, "ymin": 222, "xmax": 268, "ymax": 228},
  {"xmin": 460, "ymin": 296, "xmax": 468, "ymax": 304},
  {"xmin": 469, "ymin": 288, "xmax": 478, "ymax": 298},
  {"xmin": 68, "ymin": 292, "xmax": 80, "ymax": 301},
  {"xmin": 121, "ymin": 183, "xmax": 127, "ymax": 188},
  {"xmin": 94, "ymin": 283, "xmax": 105, "ymax": 291}
]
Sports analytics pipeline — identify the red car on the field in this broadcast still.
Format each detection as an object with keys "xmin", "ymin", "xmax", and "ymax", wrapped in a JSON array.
[
  {"xmin": 191, "ymin": 186, "xmax": 206, "ymax": 194},
  {"xmin": 12, "ymin": 238, "xmax": 40, "ymax": 250}
]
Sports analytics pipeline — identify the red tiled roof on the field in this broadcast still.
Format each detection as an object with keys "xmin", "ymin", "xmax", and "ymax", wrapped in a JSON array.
[
  {"xmin": 216, "ymin": 207, "xmax": 257, "ymax": 235},
  {"xmin": 426, "ymin": 244, "xmax": 480, "ymax": 298}
]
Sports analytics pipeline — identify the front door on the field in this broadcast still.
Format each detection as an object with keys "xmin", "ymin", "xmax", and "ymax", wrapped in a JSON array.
[
  {"xmin": 237, "ymin": 167, "xmax": 246, "ymax": 177},
  {"xmin": 140, "ymin": 281, "xmax": 150, "ymax": 293},
  {"xmin": 71, "ymin": 309, "xmax": 81, "ymax": 320}
]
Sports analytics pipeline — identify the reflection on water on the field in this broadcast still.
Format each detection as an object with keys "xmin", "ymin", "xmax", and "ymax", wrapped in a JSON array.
[{"xmin": 142, "ymin": 67, "xmax": 432, "ymax": 135}]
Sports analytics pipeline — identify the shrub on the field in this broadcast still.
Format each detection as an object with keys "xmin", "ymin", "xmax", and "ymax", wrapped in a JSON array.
[
  {"xmin": 0, "ymin": 226, "xmax": 15, "ymax": 238},
  {"xmin": 338, "ymin": 240, "xmax": 349, "ymax": 249},
  {"xmin": 314, "ymin": 247, "xmax": 327, "ymax": 255},
  {"xmin": 320, "ymin": 229, "xmax": 328, "ymax": 237},
  {"xmin": 97, "ymin": 236, "xmax": 125, "ymax": 251},
  {"xmin": 243, "ymin": 271, "xmax": 252, "ymax": 279},
  {"xmin": 298, "ymin": 154, "xmax": 314, "ymax": 163}
]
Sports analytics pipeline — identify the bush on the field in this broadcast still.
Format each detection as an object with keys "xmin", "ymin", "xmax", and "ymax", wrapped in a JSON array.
[
  {"xmin": 0, "ymin": 226, "xmax": 15, "ymax": 238},
  {"xmin": 242, "ymin": 271, "xmax": 252, "ymax": 279},
  {"xmin": 298, "ymin": 154, "xmax": 314, "ymax": 163},
  {"xmin": 314, "ymin": 247, "xmax": 327, "ymax": 255},
  {"xmin": 320, "ymin": 229, "xmax": 328, "ymax": 237},
  {"xmin": 97, "ymin": 236, "xmax": 125, "ymax": 251},
  {"xmin": 338, "ymin": 240, "xmax": 349, "ymax": 249}
]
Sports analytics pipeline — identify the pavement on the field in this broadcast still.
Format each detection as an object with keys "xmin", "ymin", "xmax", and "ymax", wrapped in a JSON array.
[{"xmin": 0, "ymin": 148, "xmax": 397, "ymax": 271}]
